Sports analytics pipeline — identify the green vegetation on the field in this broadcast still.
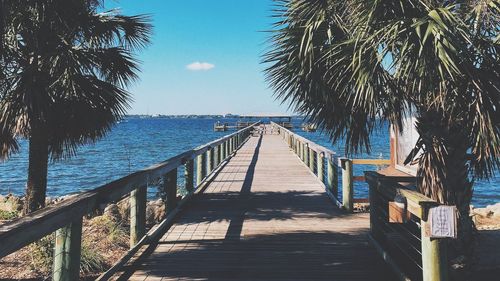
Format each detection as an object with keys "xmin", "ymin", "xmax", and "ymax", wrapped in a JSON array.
[
  {"xmin": 28, "ymin": 234, "xmax": 107, "ymax": 276},
  {"xmin": 264, "ymin": 0, "xmax": 499, "ymax": 269},
  {"xmin": 90, "ymin": 215, "xmax": 129, "ymax": 246},
  {"xmin": 0, "ymin": 0, "xmax": 152, "ymax": 214},
  {"xmin": 0, "ymin": 210, "xmax": 18, "ymax": 220},
  {"xmin": 25, "ymin": 215, "xmax": 129, "ymax": 277}
]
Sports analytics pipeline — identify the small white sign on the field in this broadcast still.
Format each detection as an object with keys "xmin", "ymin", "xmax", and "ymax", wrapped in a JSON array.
[{"xmin": 429, "ymin": 206, "xmax": 457, "ymax": 238}]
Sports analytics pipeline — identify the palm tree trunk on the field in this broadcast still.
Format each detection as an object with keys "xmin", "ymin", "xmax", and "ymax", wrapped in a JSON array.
[
  {"xmin": 23, "ymin": 126, "xmax": 49, "ymax": 214},
  {"xmin": 416, "ymin": 113, "xmax": 474, "ymax": 271}
]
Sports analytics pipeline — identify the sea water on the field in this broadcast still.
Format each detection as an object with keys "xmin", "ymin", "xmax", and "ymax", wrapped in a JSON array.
[{"xmin": 0, "ymin": 117, "xmax": 497, "ymax": 207}]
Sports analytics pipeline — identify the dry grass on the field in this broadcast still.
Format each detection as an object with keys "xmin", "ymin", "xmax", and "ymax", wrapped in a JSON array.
[{"xmin": 0, "ymin": 215, "xmax": 129, "ymax": 280}]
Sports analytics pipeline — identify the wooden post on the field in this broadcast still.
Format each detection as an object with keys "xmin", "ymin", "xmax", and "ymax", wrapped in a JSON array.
[
  {"xmin": 304, "ymin": 144, "xmax": 309, "ymax": 164},
  {"xmin": 421, "ymin": 222, "xmax": 448, "ymax": 281},
  {"xmin": 196, "ymin": 154, "xmax": 203, "ymax": 186},
  {"xmin": 164, "ymin": 168, "xmax": 178, "ymax": 213},
  {"xmin": 299, "ymin": 142, "xmax": 303, "ymax": 161},
  {"xmin": 53, "ymin": 218, "xmax": 82, "ymax": 281},
  {"xmin": 219, "ymin": 143, "xmax": 223, "ymax": 162},
  {"xmin": 317, "ymin": 153, "xmax": 324, "ymax": 182},
  {"xmin": 129, "ymin": 185, "xmax": 146, "ymax": 248},
  {"xmin": 327, "ymin": 156, "xmax": 338, "ymax": 197},
  {"xmin": 341, "ymin": 158, "xmax": 353, "ymax": 212},
  {"xmin": 368, "ymin": 180, "xmax": 384, "ymax": 242},
  {"xmin": 309, "ymin": 148, "xmax": 315, "ymax": 172},
  {"xmin": 185, "ymin": 159, "xmax": 194, "ymax": 193},
  {"xmin": 207, "ymin": 148, "xmax": 213, "ymax": 174},
  {"xmin": 221, "ymin": 142, "xmax": 226, "ymax": 160},
  {"xmin": 214, "ymin": 146, "xmax": 220, "ymax": 167},
  {"xmin": 202, "ymin": 152, "xmax": 207, "ymax": 179}
]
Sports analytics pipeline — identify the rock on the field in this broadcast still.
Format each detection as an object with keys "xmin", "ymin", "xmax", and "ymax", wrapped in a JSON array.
[
  {"xmin": 117, "ymin": 199, "xmax": 130, "ymax": 221},
  {"xmin": 0, "ymin": 194, "xmax": 22, "ymax": 212},
  {"xmin": 146, "ymin": 199, "xmax": 165, "ymax": 225},
  {"xmin": 486, "ymin": 203, "xmax": 500, "ymax": 217},
  {"xmin": 473, "ymin": 208, "xmax": 494, "ymax": 218},
  {"xmin": 103, "ymin": 204, "xmax": 121, "ymax": 221},
  {"xmin": 146, "ymin": 204, "xmax": 155, "ymax": 225},
  {"xmin": 354, "ymin": 202, "xmax": 370, "ymax": 213}
]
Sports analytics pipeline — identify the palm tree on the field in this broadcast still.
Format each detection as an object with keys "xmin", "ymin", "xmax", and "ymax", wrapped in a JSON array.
[
  {"xmin": 0, "ymin": 0, "xmax": 152, "ymax": 214},
  {"xmin": 264, "ymin": 0, "xmax": 499, "ymax": 269}
]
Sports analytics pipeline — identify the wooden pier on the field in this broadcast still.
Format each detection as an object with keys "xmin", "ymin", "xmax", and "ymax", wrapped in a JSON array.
[
  {"xmin": 0, "ymin": 123, "xmax": 450, "ymax": 281},
  {"xmin": 115, "ymin": 127, "xmax": 392, "ymax": 280}
]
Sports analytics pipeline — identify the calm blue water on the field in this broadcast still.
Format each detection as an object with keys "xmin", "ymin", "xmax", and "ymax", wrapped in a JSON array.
[{"xmin": 0, "ymin": 117, "xmax": 498, "ymax": 207}]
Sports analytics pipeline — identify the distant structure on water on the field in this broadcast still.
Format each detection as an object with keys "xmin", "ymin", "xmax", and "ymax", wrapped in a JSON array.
[
  {"xmin": 214, "ymin": 115, "xmax": 293, "ymax": 131},
  {"xmin": 301, "ymin": 122, "xmax": 317, "ymax": 132}
]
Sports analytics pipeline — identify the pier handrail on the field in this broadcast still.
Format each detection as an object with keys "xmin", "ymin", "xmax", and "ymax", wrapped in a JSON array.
[
  {"xmin": 365, "ymin": 171, "xmax": 447, "ymax": 281},
  {"xmin": 272, "ymin": 122, "xmax": 448, "ymax": 281},
  {"xmin": 0, "ymin": 121, "xmax": 260, "ymax": 280},
  {"xmin": 270, "ymin": 122, "xmax": 390, "ymax": 211}
]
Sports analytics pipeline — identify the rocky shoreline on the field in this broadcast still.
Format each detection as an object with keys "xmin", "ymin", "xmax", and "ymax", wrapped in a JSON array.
[
  {"xmin": 0, "ymin": 193, "xmax": 170, "ymax": 280},
  {"xmin": 0, "ymin": 193, "xmax": 168, "ymax": 224}
]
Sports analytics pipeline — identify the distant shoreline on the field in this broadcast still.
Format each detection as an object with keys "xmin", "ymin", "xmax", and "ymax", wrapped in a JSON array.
[{"xmin": 124, "ymin": 114, "xmax": 305, "ymax": 119}]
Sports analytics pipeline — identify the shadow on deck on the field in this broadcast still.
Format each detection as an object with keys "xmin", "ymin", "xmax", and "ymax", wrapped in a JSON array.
[{"xmin": 118, "ymin": 133, "xmax": 395, "ymax": 281}]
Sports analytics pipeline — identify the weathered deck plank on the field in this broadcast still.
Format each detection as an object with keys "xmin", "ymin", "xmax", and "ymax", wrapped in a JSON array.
[{"xmin": 125, "ymin": 130, "xmax": 394, "ymax": 281}]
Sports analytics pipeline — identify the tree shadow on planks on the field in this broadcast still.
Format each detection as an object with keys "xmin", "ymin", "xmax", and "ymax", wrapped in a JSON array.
[
  {"xmin": 122, "ymin": 231, "xmax": 395, "ymax": 281},
  {"xmin": 181, "ymin": 132, "xmax": 354, "ymax": 228},
  {"xmin": 181, "ymin": 190, "xmax": 353, "ymax": 225}
]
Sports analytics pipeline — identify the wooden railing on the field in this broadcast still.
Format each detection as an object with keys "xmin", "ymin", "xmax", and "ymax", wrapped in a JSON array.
[
  {"xmin": 271, "ymin": 122, "xmax": 390, "ymax": 212},
  {"xmin": 365, "ymin": 171, "xmax": 448, "ymax": 281},
  {"xmin": 0, "ymin": 122, "xmax": 259, "ymax": 281},
  {"xmin": 272, "ymin": 122, "xmax": 448, "ymax": 281}
]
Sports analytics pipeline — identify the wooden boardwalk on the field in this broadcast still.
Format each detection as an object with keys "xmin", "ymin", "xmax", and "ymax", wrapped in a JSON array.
[{"xmin": 124, "ymin": 131, "xmax": 394, "ymax": 281}]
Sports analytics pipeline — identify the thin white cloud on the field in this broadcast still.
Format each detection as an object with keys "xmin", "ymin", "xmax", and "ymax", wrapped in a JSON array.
[{"xmin": 186, "ymin": 62, "xmax": 215, "ymax": 71}]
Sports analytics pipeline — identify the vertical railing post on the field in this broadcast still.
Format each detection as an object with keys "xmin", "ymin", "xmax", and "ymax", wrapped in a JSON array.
[
  {"xmin": 225, "ymin": 139, "xmax": 230, "ymax": 157},
  {"xmin": 297, "ymin": 140, "xmax": 301, "ymax": 158},
  {"xmin": 196, "ymin": 154, "xmax": 203, "ymax": 186},
  {"xmin": 164, "ymin": 168, "xmax": 178, "ymax": 213},
  {"xmin": 219, "ymin": 143, "xmax": 224, "ymax": 162},
  {"xmin": 53, "ymin": 218, "xmax": 83, "ymax": 281},
  {"xmin": 327, "ymin": 156, "xmax": 338, "ymax": 197},
  {"xmin": 185, "ymin": 159, "xmax": 194, "ymax": 193},
  {"xmin": 299, "ymin": 142, "xmax": 303, "ymax": 161},
  {"xmin": 368, "ymin": 181, "xmax": 384, "ymax": 242},
  {"xmin": 309, "ymin": 147, "xmax": 315, "ymax": 172},
  {"xmin": 421, "ymin": 223, "xmax": 448, "ymax": 281},
  {"xmin": 222, "ymin": 141, "xmax": 226, "ymax": 160},
  {"xmin": 317, "ymin": 152, "xmax": 324, "ymax": 182},
  {"xmin": 340, "ymin": 158, "xmax": 353, "ymax": 212},
  {"xmin": 304, "ymin": 143, "xmax": 309, "ymax": 164},
  {"xmin": 202, "ymin": 152, "xmax": 207, "ymax": 179},
  {"xmin": 207, "ymin": 148, "xmax": 213, "ymax": 174},
  {"xmin": 214, "ymin": 145, "xmax": 220, "ymax": 167},
  {"xmin": 130, "ymin": 185, "xmax": 146, "ymax": 248}
]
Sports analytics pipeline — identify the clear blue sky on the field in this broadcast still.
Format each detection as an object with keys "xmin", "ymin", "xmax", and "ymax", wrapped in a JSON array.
[{"xmin": 108, "ymin": 0, "xmax": 291, "ymax": 115}]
